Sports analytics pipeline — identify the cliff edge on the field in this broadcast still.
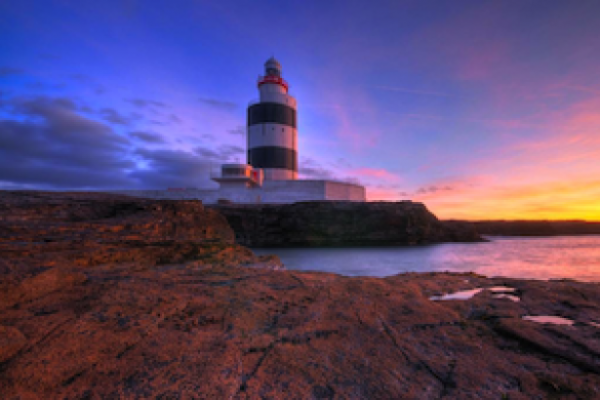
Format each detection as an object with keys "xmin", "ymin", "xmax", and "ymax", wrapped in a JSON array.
[
  {"xmin": 0, "ymin": 191, "xmax": 282, "ymax": 289},
  {"xmin": 212, "ymin": 201, "xmax": 483, "ymax": 247}
]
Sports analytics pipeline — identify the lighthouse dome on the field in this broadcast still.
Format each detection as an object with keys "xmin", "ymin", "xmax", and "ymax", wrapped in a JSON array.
[{"xmin": 265, "ymin": 57, "xmax": 282, "ymax": 77}]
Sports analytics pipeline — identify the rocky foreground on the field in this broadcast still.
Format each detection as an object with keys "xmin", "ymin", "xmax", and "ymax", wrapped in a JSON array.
[{"xmin": 1, "ymin": 192, "xmax": 600, "ymax": 399}]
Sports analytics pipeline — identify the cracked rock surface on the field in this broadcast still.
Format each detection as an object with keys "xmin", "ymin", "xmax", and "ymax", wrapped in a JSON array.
[{"xmin": 1, "ymin": 191, "xmax": 599, "ymax": 399}]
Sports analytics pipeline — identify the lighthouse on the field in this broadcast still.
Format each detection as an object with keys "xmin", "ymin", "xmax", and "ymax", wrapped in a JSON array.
[
  {"xmin": 112, "ymin": 58, "xmax": 366, "ymax": 203},
  {"xmin": 247, "ymin": 57, "xmax": 298, "ymax": 180}
]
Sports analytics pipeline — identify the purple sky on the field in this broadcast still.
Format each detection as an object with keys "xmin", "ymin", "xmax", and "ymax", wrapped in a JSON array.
[{"xmin": 2, "ymin": 1, "xmax": 600, "ymax": 219}]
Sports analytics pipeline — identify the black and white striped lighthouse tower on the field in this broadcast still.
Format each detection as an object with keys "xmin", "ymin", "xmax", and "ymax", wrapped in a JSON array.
[{"xmin": 247, "ymin": 57, "xmax": 298, "ymax": 180}]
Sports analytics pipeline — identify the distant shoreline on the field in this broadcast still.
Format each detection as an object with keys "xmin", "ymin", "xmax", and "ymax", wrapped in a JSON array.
[{"xmin": 448, "ymin": 220, "xmax": 600, "ymax": 236}]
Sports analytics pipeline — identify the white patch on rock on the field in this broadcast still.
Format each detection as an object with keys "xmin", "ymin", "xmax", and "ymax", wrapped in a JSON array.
[
  {"xmin": 522, "ymin": 316, "xmax": 574, "ymax": 326},
  {"xmin": 492, "ymin": 294, "xmax": 520, "ymax": 302},
  {"xmin": 430, "ymin": 286, "xmax": 518, "ymax": 301}
]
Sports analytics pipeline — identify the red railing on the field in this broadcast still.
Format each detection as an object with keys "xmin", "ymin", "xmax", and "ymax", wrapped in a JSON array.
[{"xmin": 257, "ymin": 75, "xmax": 289, "ymax": 91}]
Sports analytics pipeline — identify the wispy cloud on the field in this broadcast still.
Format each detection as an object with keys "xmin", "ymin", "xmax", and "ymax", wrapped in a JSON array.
[
  {"xmin": 100, "ymin": 107, "xmax": 133, "ymax": 125},
  {"xmin": 228, "ymin": 126, "xmax": 245, "ymax": 135},
  {"xmin": 198, "ymin": 97, "xmax": 237, "ymax": 110},
  {"xmin": 129, "ymin": 131, "xmax": 165, "ymax": 144},
  {"xmin": 0, "ymin": 67, "xmax": 24, "ymax": 77},
  {"xmin": 367, "ymin": 85, "xmax": 451, "ymax": 97},
  {"xmin": 125, "ymin": 98, "xmax": 166, "ymax": 108},
  {"xmin": 350, "ymin": 167, "xmax": 399, "ymax": 182},
  {"xmin": 557, "ymin": 85, "xmax": 600, "ymax": 96}
]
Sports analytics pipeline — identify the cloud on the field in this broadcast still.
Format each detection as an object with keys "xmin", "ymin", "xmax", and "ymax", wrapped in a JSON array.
[
  {"xmin": 38, "ymin": 53, "xmax": 60, "ymax": 61},
  {"xmin": 100, "ymin": 107, "xmax": 132, "ymax": 125},
  {"xmin": 299, "ymin": 157, "xmax": 335, "ymax": 179},
  {"xmin": 351, "ymin": 167, "xmax": 398, "ymax": 182},
  {"xmin": 194, "ymin": 146, "xmax": 220, "ymax": 160},
  {"xmin": 193, "ymin": 144, "xmax": 245, "ymax": 162},
  {"xmin": 340, "ymin": 176, "xmax": 362, "ymax": 186},
  {"xmin": 0, "ymin": 67, "xmax": 24, "ymax": 77},
  {"xmin": 168, "ymin": 113, "xmax": 182, "ymax": 124},
  {"xmin": 67, "ymin": 74, "xmax": 105, "ymax": 94},
  {"xmin": 125, "ymin": 98, "xmax": 166, "ymax": 108},
  {"xmin": 69, "ymin": 73, "xmax": 94, "ymax": 83},
  {"xmin": 129, "ymin": 131, "xmax": 165, "ymax": 143},
  {"xmin": 198, "ymin": 97, "xmax": 237, "ymax": 110},
  {"xmin": 218, "ymin": 144, "xmax": 244, "ymax": 159},
  {"xmin": 0, "ymin": 95, "xmax": 223, "ymax": 190},
  {"xmin": 333, "ymin": 158, "xmax": 352, "ymax": 168},
  {"xmin": 367, "ymin": 85, "xmax": 451, "ymax": 97},
  {"xmin": 416, "ymin": 185, "xmax": 454, "ymax": 195},
  {"xmin": 228, "ymin": 126, "xmax": 245, "ymax": 135},
  {"xmin": 558, "ymin": 84, "xmax": 600, "ymax": 96},
  {"xmin": 131, "ymin": 148, "xmax": 214, "ymax": 189},
  {"xmin": 27, "ymin": 81, "xmax": 66, "ymax": 91},
  {"xmin": 366, "ymin": 187, "xmax": 411, "ymax": 201},
  {"xmin": 0, "ymin": 96, "xmax": 135, "ymax": 189}
]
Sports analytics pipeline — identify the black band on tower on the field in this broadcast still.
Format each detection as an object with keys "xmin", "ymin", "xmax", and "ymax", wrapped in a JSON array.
[
  {"xmin": 247, "ymin": 102, "xmax": 296, "ymax": 128},
  {"xmin": 248, "ymin": 146, "xmax": 297, "ymax": 171}
]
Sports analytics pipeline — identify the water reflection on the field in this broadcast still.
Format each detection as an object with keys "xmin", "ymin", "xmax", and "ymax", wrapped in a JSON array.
[
  {"xmin": 523, "ymin": 316, "xmax": 575, "ymax": 326},
  {"xmin": 253, "ymin": 236, "xmax": 600, "ymax": 281},
  {"xmin": 492, "ymin": 294, "xmax": 520, "ymax": 302},
  {"xmin": 430, "ymin": 286, "xmax": 517, "ymax": 301},
  {"xmin": 430, "ymin": 288, "xmax": 483, "ymax": 301}
]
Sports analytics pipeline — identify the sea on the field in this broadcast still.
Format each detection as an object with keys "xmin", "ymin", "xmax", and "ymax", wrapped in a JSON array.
[{"xmin": 253, "ymin": 236, "xmax": 600, "ymax": 282}]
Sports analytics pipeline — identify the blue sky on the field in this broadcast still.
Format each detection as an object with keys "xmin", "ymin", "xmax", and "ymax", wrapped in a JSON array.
[{"xmin": 2, "ymin": 0, "xmax": 600, "ymax": 219}]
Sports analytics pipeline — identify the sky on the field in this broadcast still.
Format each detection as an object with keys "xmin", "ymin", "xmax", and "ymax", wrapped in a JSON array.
[{"xmin": 1, "ymin": 0, "xmax": 600, "ymax": 220}]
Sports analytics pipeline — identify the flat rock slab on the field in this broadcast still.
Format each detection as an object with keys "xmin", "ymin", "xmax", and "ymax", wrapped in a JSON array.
[
  {"xmin": 1, "ymin": 191, "xmax": 599, "ymax": 398},
  {"xmin": 1, "ymin": 264, "xmax": 599, "ymax": 399}
]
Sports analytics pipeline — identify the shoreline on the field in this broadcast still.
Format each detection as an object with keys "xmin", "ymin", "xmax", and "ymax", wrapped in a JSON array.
[{"xmin": 1, "ymin": 191, "xmax": 599, "ymax": 397}]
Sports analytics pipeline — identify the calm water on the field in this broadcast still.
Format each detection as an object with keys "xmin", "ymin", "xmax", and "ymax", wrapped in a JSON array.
[{"xmin": 253, "ymin": 236, "xmax": 600, "ymax": 282}]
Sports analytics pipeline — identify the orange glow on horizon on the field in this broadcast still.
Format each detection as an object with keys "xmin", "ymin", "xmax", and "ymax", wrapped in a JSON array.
[{"xmin": 367, "ymin": 178, "xmax": 600, "ymax": 221}]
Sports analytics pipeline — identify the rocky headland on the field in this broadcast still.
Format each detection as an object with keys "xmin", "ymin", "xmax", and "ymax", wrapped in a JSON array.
[
  {"xmin": 469, "ymin": 220, "xmax": 600, "ymax": 236},
  {"xmin": 212, "ymin": 201, "xmax": 482, "ymax": 247},
  {"xmin": 1, "ymin": 191, "xmax": 599, "ymax": 399}
]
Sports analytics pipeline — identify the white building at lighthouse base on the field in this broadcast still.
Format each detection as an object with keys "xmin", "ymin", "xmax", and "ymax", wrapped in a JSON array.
[{"xmin": 110, "ymin": 163, "xmax": 366, "ymax": 204}]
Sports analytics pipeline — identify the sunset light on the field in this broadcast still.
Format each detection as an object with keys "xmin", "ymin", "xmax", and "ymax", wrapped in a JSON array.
[
  {"xmin": 3, "ymin": 2, "xmax": 600, "ymax": 398},
  {"xmin": 2, "ymin": 1, "xmax": 600, "ymax": 221}
]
